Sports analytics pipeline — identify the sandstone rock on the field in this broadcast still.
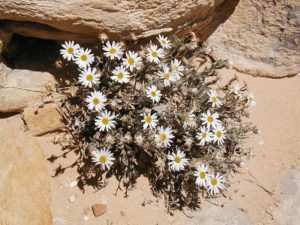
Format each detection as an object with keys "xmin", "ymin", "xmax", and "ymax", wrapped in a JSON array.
[
  {"xmin": 0, "ymin": 116, "xmax": 52, "ymax": 225},
  {"xmin": 92, "ymin": 203, "xmax": 107, "ymax": 217},
  {"xmin": 0, "ymin": 68, "xmax": 56, "ymax": 112},
  {"xmin": 0, "ymin": 0, "xmax": 238, "ymax": 42},
  {"xmin": 0, "ymin": 28, "xmax": 12, "ymax": 53},
  {"xmin": 188, "ymin": 204, "xmax": 252, "ymax": 225},
  {"xmin": 23, "ymin": 103, "xmax": 65, "ymax": 136},
  {"xmin": 274, "ymin": 172, "xmax": 300, "ymax": 225},
  {"xmin": 207, "ymin": 0, "xmax": 300, "ymax": 78}
]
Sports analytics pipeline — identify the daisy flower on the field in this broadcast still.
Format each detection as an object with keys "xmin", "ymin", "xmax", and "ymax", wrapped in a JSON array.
[
  {"xmin": 122, "ymin": 51, "xmax": 142, "ymax": 72},
  {"xmin": 171, "ymin": 59, "xmax": 184, "ymax": 80},
  {"xmin": 196, "ymin": 126, "xmax": 213, "ymax": 146},
  {"xmin": 85, "ymin": 91, "xmax": 107, "ymax": 111},
  {"xmin": 232, "ymin": 84, "xmax": 243, "ymax": 97},
  {"xmin": 207, "ymin": 173, "xmax": 225, "ymax": 195},
  {"xmin": 155, "ymin": 126, "xmax": 174, "ymax": 147},
  {"xmin": 168, "ymin": 150, "xmax": 189, "ymax": 172},
  {"xmin": 157, "ymin": 34, "xmax": 171, "ymax": 49},
  {"xmin": 146, "ymin": 85, "xmax": 161, "ymax": 103},
  {"xmin": 208, "ymin": 90, "xmax": 222, "ymax": 108},
  {"xmin": 183, "ymin": 111, "xmax": 196, "ymax": 129},
  {"xmin": 194, "ymin": 164, "xmax": 210, "ymax": 187},
  {"xmin": 212, "ymin": 125, "xmax": 226, "ymax": 146},
  {"xmin": 74, "ymin": 47, "xmax": 95, "ymax": 68},
  {"xmin": 78, "ymin": 67, "xmax": 101, "ymax": 88},
  {"xmin": 95, "ymin": 110, "xmax": 117, "ymax": 132},
  {"xmin": 200, "ymin": 110, "xmax": 221, "ymax": 129},
  {"xmin": 60, "ymin": 41, "xmax": 79, "ymax": 61},
  {"xmin": 247, "ymin": 92, "xmax": 256, "ymax": 107},
  {"xmin": 102, "ymin": 41, "xmax": 123, "ymax": 60},
  {"xmin": 111, "ymin": 65, "xmax": 130, "ymax": 83},
  {"xmin": 141, "ymin": 113, "xmax": 158, "ymax": 130},
  {"xmin": 158, "ymin": 67, "xmax": 176, "ymax": 87},
  {"xmin": 91, "ymin": 148, "xmax": 115, "ymax": 170},
  {"xmin": 146, "ymin": 44, "xmax": 164, "ymax": 64}
]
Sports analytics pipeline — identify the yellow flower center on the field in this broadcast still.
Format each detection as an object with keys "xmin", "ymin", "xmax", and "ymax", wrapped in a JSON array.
[
  {"xmin": 160, "ymin": 133, "xmax": 167, "ymax": 141},
  {"xmin": 211, "ymin": 178, "xmax": 218, "ymax": 186},
  {"xmin": 102, "ymin": 118, "xmax": 110, "ymax": 125},
  {"xmin": 163, "ymin": 73, "xmax": 170, "ymax": 80},
  {"xmin": 93, "ymin": 98, "xmax": 100, "ymax": 105},
  {"xmin": 117, "ymin": 72, "xmax": 124, "ymax": 80},
  {"xmin": 172, "ymin": 66, "xmax": 178, "ymax": 72},
  {"xmin": 109, "ymin": 48, "xmax": 116, "ymax": 54},
  {"xmin": 86, "ymin": 74, "xmax": 93, "ymax": 81},
  {"xmin": 212, "ymin": 96, "xmax": 217, "ymax": 103},
  {"xmin": 67, "ymin": 47, "xmax": 74, "ymax": 54},
  {"xmin": 207, "ymin": 116, "xmax": 214, "ymax": 123},
  {"xmin": 216, "ymin": 131, "xmax": 222, "ymax": 138},
  {"xmin": 81, "ymin": 54, "xmax": 87, "ymax": 61},
  {"xmin": 128, "ymin": 57, "xmax": 135, "ymax": 65},
  {"xmin": 161, "ymin": 40, "xmax": 166, "ymax": 45},
  {"xmin": 99, "ymin": 155, "xmax": 107, "ymax": 164},
  {"xmin": 174, "ymin": 156, "xmax": 181, "ymax": 164},
  {"xmin": 151, "ymin": 91, "xmax": 157, "ymax": 97},
  {"xmin": 202, "ymin": 132, "xmax": 207, "ymax": 139},
  {"xmin": 151, "ymin": 51, "xmax": 158, "ymax": 57},
  {"xmin": 199, "ymin": 171, "xmax": 206, "ymax": 179},
  {"xmin": 145, "ymin": 116, "xmax": 152, "ymax": 124}
]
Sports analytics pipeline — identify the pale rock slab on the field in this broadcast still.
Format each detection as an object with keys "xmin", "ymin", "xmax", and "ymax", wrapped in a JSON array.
[
  {"xmin": 0, "ymin": 116, "xmax": 52, "ymax": 225},
  {"xmin": 0, "ymin": 68, "xmax": 56, "ymax": 112},
  {"xmin": 207, "ymin": 0, "xmax": 300, "ymax": 78},
  {"xmin": 188, "ymin": 204, "xmax": 253, "ymax": 225},
  {"xmin": 0, "ymin": 0, "xmax": 236, "ymax": 42},
  {"xmin": 274, "ymin": 172, "xmax": 300, "ymax": 225}
]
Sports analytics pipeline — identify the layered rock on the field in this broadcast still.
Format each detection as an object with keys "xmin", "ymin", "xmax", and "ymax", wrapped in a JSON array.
[
  {"xmin": 0, "ymin": 0, "xmax": 237, "ymax": 42},
  {"xmin": 0, "ymin": 68, "xmax": 57, "ymax": 112},
  {"xmin": 207, "ymin": 0, "xmax": 300, "ymax": 78},
  {"xmin": 0, "ymin": 116, "xmax": 52, "ymax": 225}
]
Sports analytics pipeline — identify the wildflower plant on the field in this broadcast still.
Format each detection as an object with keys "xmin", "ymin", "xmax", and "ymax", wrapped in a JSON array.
[{"xmin": 55, "ymin": 33, "xmax": 256, "ymax": 212}]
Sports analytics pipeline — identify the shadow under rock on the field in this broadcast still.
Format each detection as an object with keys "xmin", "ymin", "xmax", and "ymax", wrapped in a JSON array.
[{"xmin": 1, "ymin": 34, "xmax": 79, "ymax": 86}]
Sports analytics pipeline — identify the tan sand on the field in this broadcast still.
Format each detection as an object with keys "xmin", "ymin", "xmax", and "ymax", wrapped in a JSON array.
[{"xmin": 36, "ymin": 70, "xmax": 300, "ymax": 225}]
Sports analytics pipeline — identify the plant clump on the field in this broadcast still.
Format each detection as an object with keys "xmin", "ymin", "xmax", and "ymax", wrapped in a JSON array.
[{"xmin": 53, "ymin": 33, "xmax": 256, "ymax": 212}]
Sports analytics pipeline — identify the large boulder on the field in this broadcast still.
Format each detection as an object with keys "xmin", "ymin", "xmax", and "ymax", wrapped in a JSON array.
[
  {"xmin": 0, "ymin": 116, "xmax": 52, "ymax": 225},
  {"xmin": 0, "ymin": 68, "xmax": 56, "ymax": 112},
  {"xmin": 207, "ymin": 0, "xmax": 300, "ymax": 78},
  {"xmin": 0, "ymin": 0, "xmax": 238, "ymax": 42}
]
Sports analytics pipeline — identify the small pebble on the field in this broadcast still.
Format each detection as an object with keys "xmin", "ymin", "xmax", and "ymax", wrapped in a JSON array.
[
  {"xmin": 69, "ymin": 180, "xmax": 78, "ymax": 188},
  {"xmin": 69, "ymin": 195, "xmax": 76, "ymax": 203},
  {"xmin": 83, "ymin": 216, "xmax": 89, "ymax": 221},
  {"xmin": 92, "ymin": 203, "xmax": 107, "ymax": 217}
]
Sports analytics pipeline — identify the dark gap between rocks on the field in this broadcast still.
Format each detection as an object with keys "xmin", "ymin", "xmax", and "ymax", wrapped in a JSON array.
[
  {"xmin": 2, "ymin": 34, "xmax": 61, "ymax": 75},
  {"xmin": 0, "ymin": 34, "xmax": 87, "ymax": 87}
]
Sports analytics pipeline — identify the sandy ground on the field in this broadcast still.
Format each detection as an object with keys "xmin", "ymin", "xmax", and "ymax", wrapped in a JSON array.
[{"xmin": 36, "ymin": 70, "xmax": 300, "ymax": 225}]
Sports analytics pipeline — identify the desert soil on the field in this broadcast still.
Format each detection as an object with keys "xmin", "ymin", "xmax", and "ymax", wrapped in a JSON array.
[{"xmin": 35, "ymin": 70, "xmax": 300, "ymax": 225}]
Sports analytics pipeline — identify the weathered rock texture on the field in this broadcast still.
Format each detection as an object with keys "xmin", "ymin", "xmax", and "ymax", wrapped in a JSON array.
[
  {"xmin": 23, "ymin": 103, "xmax": 65, "ymax": 136},
  {"xmin": 274, "ymin": 172, "xmax": 300, "ymax": 225},
  {"xmin": 0, "ymin": 0, "xmax": 238, "ymax": 42},
  {"xmin": 207, "ymin": 0, "xmax": 300, "ymax": 78},
  {"xmin": 188, "ymin": 204, "xmax": 253, "ymax": 225},
  {"xmin": 0, "ymin": 28, "xmax": 12, "ymax": 54},
  {"xmin": 0, "ymin": 116, "xmax": 52, "ymax": 225},
  {"xmin": 0, "ymin": 67, "xmax": 56, "ymax": 112}
]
